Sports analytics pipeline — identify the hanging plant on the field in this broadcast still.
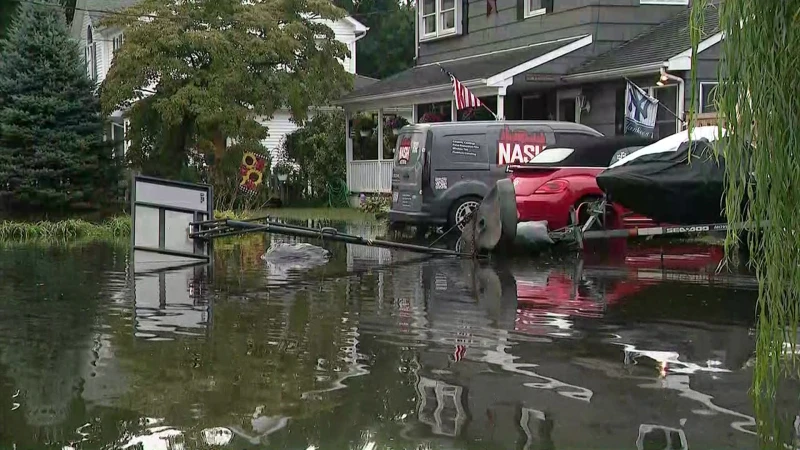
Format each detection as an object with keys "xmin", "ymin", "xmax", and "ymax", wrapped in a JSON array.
[
  {"xmin": 420, "ymin": 112, "xmax": 444, "ymax": 123},
  {"xmin": 352, "ymin": 114, "xmax": 375, "ymax": 138},
  {"xmin": 386, "ymin": 115, "xmax": 410, "ymax": 135}
]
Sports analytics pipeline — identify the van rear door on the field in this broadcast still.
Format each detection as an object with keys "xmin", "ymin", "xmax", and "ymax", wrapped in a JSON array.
[{"xmin": 391, "ymin": 131, "xmax": 426, "ymax": 212}]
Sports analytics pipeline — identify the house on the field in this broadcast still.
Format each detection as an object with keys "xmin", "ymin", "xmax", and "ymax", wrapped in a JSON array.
[
  {"xmin": 337, "ymin": 0, "xmax": 723, "ymax": 195},
  {"xmin": 68, "ymin": 0, "xmax": 380, "ymax": 166}
]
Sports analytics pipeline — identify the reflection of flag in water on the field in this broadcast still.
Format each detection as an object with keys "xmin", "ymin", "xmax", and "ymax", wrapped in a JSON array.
[
  {"xmin": 450, "ymin": 345, "xmax": 466, "ymax": 362},
  {"xmin": 239, "ymin": 152, "xmax": 268, "ymax": 195},
  {"xmin": 624, "ymin": 80, "xmax": 659, "ymax": 138}
]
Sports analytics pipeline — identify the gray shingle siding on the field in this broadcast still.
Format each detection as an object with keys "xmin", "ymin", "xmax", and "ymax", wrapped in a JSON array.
[{"xmin": 417, "ymin": 0, "xmax": 688, "ymax": 65}]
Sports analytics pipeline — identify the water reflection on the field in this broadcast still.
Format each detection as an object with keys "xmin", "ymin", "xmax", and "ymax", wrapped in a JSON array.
[{"xmin": 0, "ymin": 229, "xmax": 798, "ymax": 449}]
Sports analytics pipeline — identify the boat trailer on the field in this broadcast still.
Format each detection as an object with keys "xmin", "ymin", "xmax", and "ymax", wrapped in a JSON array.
[{"xmin": 458, "ymin": 178, "xmax": 767, "ymax": 254}]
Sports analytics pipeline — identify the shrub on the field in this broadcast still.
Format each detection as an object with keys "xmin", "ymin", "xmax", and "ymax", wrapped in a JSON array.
[{"xmin": 283, "ymin": 111, "xmax": 347, "ymax": 203}]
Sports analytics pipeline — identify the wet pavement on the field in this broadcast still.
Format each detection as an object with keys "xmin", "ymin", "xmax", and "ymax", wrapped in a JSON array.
[{"xmin": 0, "ymin": 221, "xmax": 797, "ymax": 449}]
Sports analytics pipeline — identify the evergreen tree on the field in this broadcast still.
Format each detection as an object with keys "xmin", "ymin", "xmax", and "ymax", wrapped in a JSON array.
[{"xmin": 0, "ymin": 0, "xmax": 118, "ymax": 211}]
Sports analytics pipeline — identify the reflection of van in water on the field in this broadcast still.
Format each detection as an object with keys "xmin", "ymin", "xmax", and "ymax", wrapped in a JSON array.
[{"xmin": 389, "ymin": 121, "xmax": 603, "ymax": 230}]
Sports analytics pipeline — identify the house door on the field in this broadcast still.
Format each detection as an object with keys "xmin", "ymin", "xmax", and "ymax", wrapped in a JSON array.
[
  {"xmin": 557, "ymin": 89, "xmax": 581, "ymax": 123},
  {"xmin": 521, "ymin": 94, "xmax": 550, "ymax": 120}
]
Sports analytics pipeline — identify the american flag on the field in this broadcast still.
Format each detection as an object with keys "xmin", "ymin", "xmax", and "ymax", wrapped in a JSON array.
[{"xmin": 439, "ymin": 65, "xmax": 485, "ymax": 111}]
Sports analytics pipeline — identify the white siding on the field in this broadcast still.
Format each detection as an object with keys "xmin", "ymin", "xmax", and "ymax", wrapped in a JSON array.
[
  {"xmin": 313, "ymin": 18, "xmax": 358, "ymax": 74},
  {"xmin": 258, "ymin": 112, "xmax": 298, "ymax": 163}
]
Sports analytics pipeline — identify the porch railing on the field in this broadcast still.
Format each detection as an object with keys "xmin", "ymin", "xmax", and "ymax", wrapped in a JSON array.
[{"xmin": 348, "ymin": 160, "xmax": 394, "ymax": 194}]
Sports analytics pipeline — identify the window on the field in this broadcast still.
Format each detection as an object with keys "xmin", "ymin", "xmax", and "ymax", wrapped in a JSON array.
[
  {"xmin": 700, "ymin": 82, "xmax": 718, "ymax": 113},
  {"xmin": 85, "ymin": 26, "xmax": 97, "ymax": 81},
  {"xmin": 652, "ymin": 84, "xmax": 679, "ymax": 139},
  {"xmin": 112, "ymin": 34, "xmax": 124, "ymax": 54},
  {"xmin": 111, "ymin": 123, "xmax": 125, "ymax": 160},
  {"xmin": 524, "ymin": 0, "xmax": 546, "ymax": 18},
  {"xmin": 419, "ymin": 0, "xmax": 461, "ymax": 41}
]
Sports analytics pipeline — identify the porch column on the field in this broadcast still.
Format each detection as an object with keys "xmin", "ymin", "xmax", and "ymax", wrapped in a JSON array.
[
  {"xmin": 411, "ymin": 104, "xmax": 418, "ymax": 123},
  {"xmin": 345, "ymin": 110, "xmax": 353, "ymax": 193},
  {"xmin": 497, "ymin": 86, "xmax": 506, "ymax": 120},
  {"xmin": 377, "ymin": 108, "xmax": 384, "ymax": 192},
  {"xmin": 451, "ymin": 100, "xmax": 457, "ymax": 122}
]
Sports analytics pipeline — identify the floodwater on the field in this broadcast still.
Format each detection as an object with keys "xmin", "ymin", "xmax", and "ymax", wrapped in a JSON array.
[{"xmin": 0, "ymin": 221, "xmax": 798, "ymax": 449}]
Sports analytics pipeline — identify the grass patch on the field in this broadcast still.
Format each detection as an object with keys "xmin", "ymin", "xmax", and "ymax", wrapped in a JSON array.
[
  {"xmin": 0, "ymin": 216, "xmax": 130, "ymax": 242},
  {"xmin": 0, "ymin": 207, "xmax": 379, "ymax": 243}
]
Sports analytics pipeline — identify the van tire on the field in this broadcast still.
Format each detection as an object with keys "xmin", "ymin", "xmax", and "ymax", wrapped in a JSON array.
[{"xmin": 450, "ymin": 196, "xmax": 482, "ymax": 231}]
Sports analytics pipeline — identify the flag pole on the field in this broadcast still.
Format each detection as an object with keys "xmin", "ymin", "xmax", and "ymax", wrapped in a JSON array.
[
  {"xmin": 437, "ymin": 63, "xmax": 500, "ymax": 121},
  {"xmin": 623, "ymin": 76, "xmax": 684, "ymax": 125}
]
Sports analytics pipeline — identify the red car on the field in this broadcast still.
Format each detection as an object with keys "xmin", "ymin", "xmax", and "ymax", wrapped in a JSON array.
[{"xmin": 509, "ymin": 135, "xmax": 658, "ymax": 231}]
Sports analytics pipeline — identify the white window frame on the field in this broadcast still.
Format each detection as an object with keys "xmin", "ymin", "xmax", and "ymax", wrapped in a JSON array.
[
  {"xmin": 699, "ymin": 82, "xmax": 718, "ymax": 113},
  {"xmin": 524, "ymin": 0, "xmax": 547, "ymax": 18},
  {"xmin": 639, "ymin": 0, "xmax": 689, "ymax": 5},
  {"xmin": 419, "ymin": 0, "xmax": 462, "ymax": 42}
]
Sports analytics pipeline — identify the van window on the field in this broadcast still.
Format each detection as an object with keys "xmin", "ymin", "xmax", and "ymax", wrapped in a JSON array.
[
  {"xmin": 554, "ymin": 132, "xmax": 600, "ymax": 148},
  {"xmin": 395, "ymin": 132, "xmax": 424, "ymax": 167}
]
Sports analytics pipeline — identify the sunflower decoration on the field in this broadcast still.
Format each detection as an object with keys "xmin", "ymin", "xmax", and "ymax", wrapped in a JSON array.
[{"xmin": 238, "ymin": 151, "xmax": 268, "ymax": 194}]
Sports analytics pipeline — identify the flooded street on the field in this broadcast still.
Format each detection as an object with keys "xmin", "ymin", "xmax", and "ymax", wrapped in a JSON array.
[{"xmin": 0, "ymin": 222, "xmax": 797, "ymax": 449}]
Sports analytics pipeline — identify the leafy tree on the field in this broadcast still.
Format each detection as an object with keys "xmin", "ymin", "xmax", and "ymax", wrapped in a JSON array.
[
  {"xmin": 283, "ymin": 111, "xmax": 347, "ymax": 203},
  {"xmin": 0, "ymin": 0, "xmax": 119, "ymax": 211},
  {"xmin": 335, "ymin": 0, "xmax": 415, "ymax": 79},
  {"xmin": 689, "ymin": 1, "xmax": 800, "ymax": 447},
  {"xmin": 100, "ymin": 0, "xmax": 353, "ymax": 182}
]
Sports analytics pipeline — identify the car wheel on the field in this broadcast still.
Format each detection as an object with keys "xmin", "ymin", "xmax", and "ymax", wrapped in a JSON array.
[{"xmin": 450, "ymin": 197, "xmax": 481, "ymax": 231}]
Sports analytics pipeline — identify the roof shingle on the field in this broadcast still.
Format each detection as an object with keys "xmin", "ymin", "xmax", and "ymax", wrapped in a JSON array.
[
  {"xmin": 341, "ymin": 36, "xmax": 584, "ymax": 101},
  {"xmin": 570, "ymin": 3, "xmax": 720, "ymax": 75}
]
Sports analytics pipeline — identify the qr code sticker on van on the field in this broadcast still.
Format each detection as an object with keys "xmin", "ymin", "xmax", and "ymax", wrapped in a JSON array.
[{"xmin": 435, "ymin": 177, "xmax": 447, "ymax": 190}]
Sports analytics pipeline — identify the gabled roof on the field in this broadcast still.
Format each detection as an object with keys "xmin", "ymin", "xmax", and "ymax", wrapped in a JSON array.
[
  {"xmin": 339, "ymin": 35, "xmax": 589, "ymax": 103},
  {"xmin": 353, "ymin": 74, "xmax": 379, "ymax": 90},
  {"xmin": 343, "ymin": 16, "xmax": 368, "ymax": 33},
  {"xmin": 569, "ymin": 2, "xmax": 720, "ymax": 76}
]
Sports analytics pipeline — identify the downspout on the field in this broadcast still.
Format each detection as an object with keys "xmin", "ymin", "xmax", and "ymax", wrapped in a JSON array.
[
  {"xmin": 660, "ymin": 67, "xmax": 685, "ymax": 129},
  {"xmin": 414, "ymin": 7, "xmax": 419, "ymax": 63},
  {"xmin": 353, "ymin": 30, "xmax": 367, "ymax": 43}
]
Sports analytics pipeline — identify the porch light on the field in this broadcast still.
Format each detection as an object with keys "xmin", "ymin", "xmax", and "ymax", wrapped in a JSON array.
[{"xmin": 657, "ymin": 68, "xmax": 669, "ymax": 86}]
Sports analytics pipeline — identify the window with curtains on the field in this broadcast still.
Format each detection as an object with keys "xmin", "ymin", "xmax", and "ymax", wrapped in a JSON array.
[
  {"xmin": 518, "ymin": 0, "xmax": 552, "ymax": 20},
  {"xmin": 700, "ymin": 82, "xmax": 719, "ymax": 113},
  {"xmin": 419, "ymin": 0, "xmax": 462, "ymax": 41}
]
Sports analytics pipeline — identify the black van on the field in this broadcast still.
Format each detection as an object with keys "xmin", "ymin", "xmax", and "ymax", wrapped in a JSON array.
[{"xmin": 389, "ymin": 120, "xmax": 603, "ymax": 230}]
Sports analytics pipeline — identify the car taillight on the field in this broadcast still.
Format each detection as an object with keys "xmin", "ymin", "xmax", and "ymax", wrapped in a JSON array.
[{"xmin": 534, "ymin": 179, "xmax": 569, "ymax": 194}]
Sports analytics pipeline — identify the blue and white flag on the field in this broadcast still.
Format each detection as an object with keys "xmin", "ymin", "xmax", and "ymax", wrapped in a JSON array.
[{"xmin": 624, "ymin": 81, "xmax": 659, "ymax": 138}]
